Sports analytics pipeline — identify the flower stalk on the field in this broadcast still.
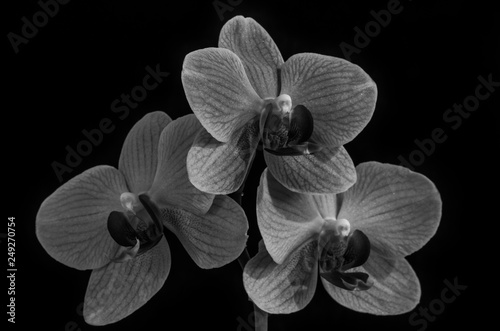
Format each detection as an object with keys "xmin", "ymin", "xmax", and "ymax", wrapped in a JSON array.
[{"xmin": 231, "ymin": 151, "xmax": 269, "ymax": 331}]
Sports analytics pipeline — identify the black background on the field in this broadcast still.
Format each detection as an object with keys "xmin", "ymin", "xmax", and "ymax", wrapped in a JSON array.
[{"xmin": 5, "ymin": 0, "xmax": 499, "ymax": 330}]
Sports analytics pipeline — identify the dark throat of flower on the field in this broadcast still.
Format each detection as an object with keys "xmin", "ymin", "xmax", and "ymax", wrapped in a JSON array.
[
  {"xmin": 107, "ymin": 193, "xmax": 164, "ymax": 262},
  {"xmin": 319, "ymin": 229, "xmax": 373, "ymax": 291},
  {"xmin": 259, "ymin": 94, "xmax": 323, "ymax": 156}
]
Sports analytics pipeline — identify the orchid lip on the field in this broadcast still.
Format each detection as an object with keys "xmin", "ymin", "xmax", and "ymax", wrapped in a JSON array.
[
  {"xmin": 259, "ymin": 94, "xmax": 322, "ymax": 156},
  {"xmin": 318, "ymin": 220, "xmax": 372, "ymax": 291},
  {"xmin": 107, "ymin": 193, "xmax": 164, "ymax": 262}
]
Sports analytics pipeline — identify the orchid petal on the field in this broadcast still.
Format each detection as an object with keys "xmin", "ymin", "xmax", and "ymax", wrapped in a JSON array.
[
  {"xmin": 219, "ymin": 16, "xmax": 284, "ymax": 99},
  {"xmin": 342, "ymin": 230, "xmax": 371, "ymax": 271},
  {"xmin": 149, "ymin": 114, "xmax": 214, "ymax": 215},
  {"xmin": 309, "ymin": 194, "xmax": 339, "ymax": 221},
  {"xmin": 338, "ymin": 162, "xmax": 442, "ymax": 258},
  {"xmin": 257, "ymin": 169, "xmax": 323, "ymax": 264},
  {"xmin": 321, "ymin": 270, "xmax": 372, "ymax": 291},
  {"xmin": 243, "ymin": 240, "xmax": 318, "ymax": 314},
  {"xmin": 181, "ymin": 47, "xmax": 264, "ymax": 143},
  {"xmin": 107, "ymin": 211, "xmax": 137, "ymax": 247},
  {"xmin": 264, "ymin": 145, "xmax": 356, "ymax": 194},
  {"xmin": 162, "ymin": 195, "xmax": 248, "ymax": 269},
  {"xmin": 36, "ymin": 165, "xmax": 127, "ymax": 270},
  {"xmin": 322, "ymin": 252, "xmax": 421, "ymax": 315},
  {"xmin": 187, "ymin": 119, "xmax": 260, "ymax": 195},
  {"xmin": 288, "ymin": 104, "xmax": 315, "ymax": 146},
  {"xmin": 264, "ymin": 141, "xmax": 324, "ymax": 156},
  {"xmin": 83, "ymin": 237, "xmax": 171, "ymax": 325},
  {"xmin": 119, "ymin": 111, "xmax": 172, "ymax": 194},
  {"xmin": 281, "ymin": 53, "xmax": 377, "ymax": 147}
]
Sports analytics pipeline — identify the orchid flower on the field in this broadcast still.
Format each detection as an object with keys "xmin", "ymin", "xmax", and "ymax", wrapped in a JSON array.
[
  {"xmin": 182, "ymin": 16, "xmax": 377, "ymax": 195},
  {"xmin": 36, "ymin": 112, "xmax": 248, "ymax": 325},
  {"xmin": 243, "ymin": 162, "xmax": 441, "ymax": 315}
]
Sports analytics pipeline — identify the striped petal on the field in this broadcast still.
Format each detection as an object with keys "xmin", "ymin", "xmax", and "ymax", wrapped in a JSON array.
[
  {"xmin": 148, "ymin": 114, "xmax": 215, "ymax": 215},
  {"xmin": 280, "ymin": 53, "xmax": 377, "ymax": 147},
  {"xmin": 187, "ymin": 119, "xmax": 260, "ymax": 195},
  {"xmin": 162, "ymin": 195, "xmax": 248, "ymax": 269},
  {"xmin": 36, "ymin": 165, "xmax": 127, "ymax": 270},
  {"xmin": 119, "ymin": 111, "xmax": 172, "ymax": 194},
  {"xmin": 219, "ymin": 16, "xmax": 284, "ymax": 99},
  {"xmin": 322, "ymin": 252, "xmax": 420, "ymax": 315},
  {"xmin": 264, "ymin": 145, "xmax": 356, "ymax": 194},
  {"xmin": 309, "ymin": 194, "xmax": 339, "ymax": 221},
  {"xmin": 257, "ymin": 169, "xmax": 323, "ymax": 264},
  {"xmin": 83, "ymin": 237, "xmax": 171, "ymax": 325},
  {"xmin": 243, "ymin": 240, "xmax": 318, "ymax": 314},
  {"xmin": 181, "ymin": 47, "xmax": 264, "ymax": 143},
  {"xmin": 338, "ymin": 162, "xmax": 442, "ymax": 258}
]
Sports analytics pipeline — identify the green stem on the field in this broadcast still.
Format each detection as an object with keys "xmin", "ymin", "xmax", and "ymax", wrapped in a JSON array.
[{"xmin": 232, "ymin": 151, "xmax": 269, "ymax": 331}]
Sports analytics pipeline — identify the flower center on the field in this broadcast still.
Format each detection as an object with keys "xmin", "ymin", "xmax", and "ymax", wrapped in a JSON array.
[
  {"xmin": 259, "ymin": 94, "xmax": 322, "ymax": 156},
  {"xmin": 318, "ymin": 218, "xmax": 350, "ymax": 272},
  {"xmin": 107, "ymin": 192, "xmax": 164, "ymax": 262},
  {"xmin": 318, "ymin": 218, "xmax": 373, "ymax": 291}
]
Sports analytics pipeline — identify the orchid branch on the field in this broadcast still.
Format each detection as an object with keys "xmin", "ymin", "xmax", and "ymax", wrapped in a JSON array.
[{"xmin": 230, "ymin": 151, "xmax": 269, "ymax": 331}]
